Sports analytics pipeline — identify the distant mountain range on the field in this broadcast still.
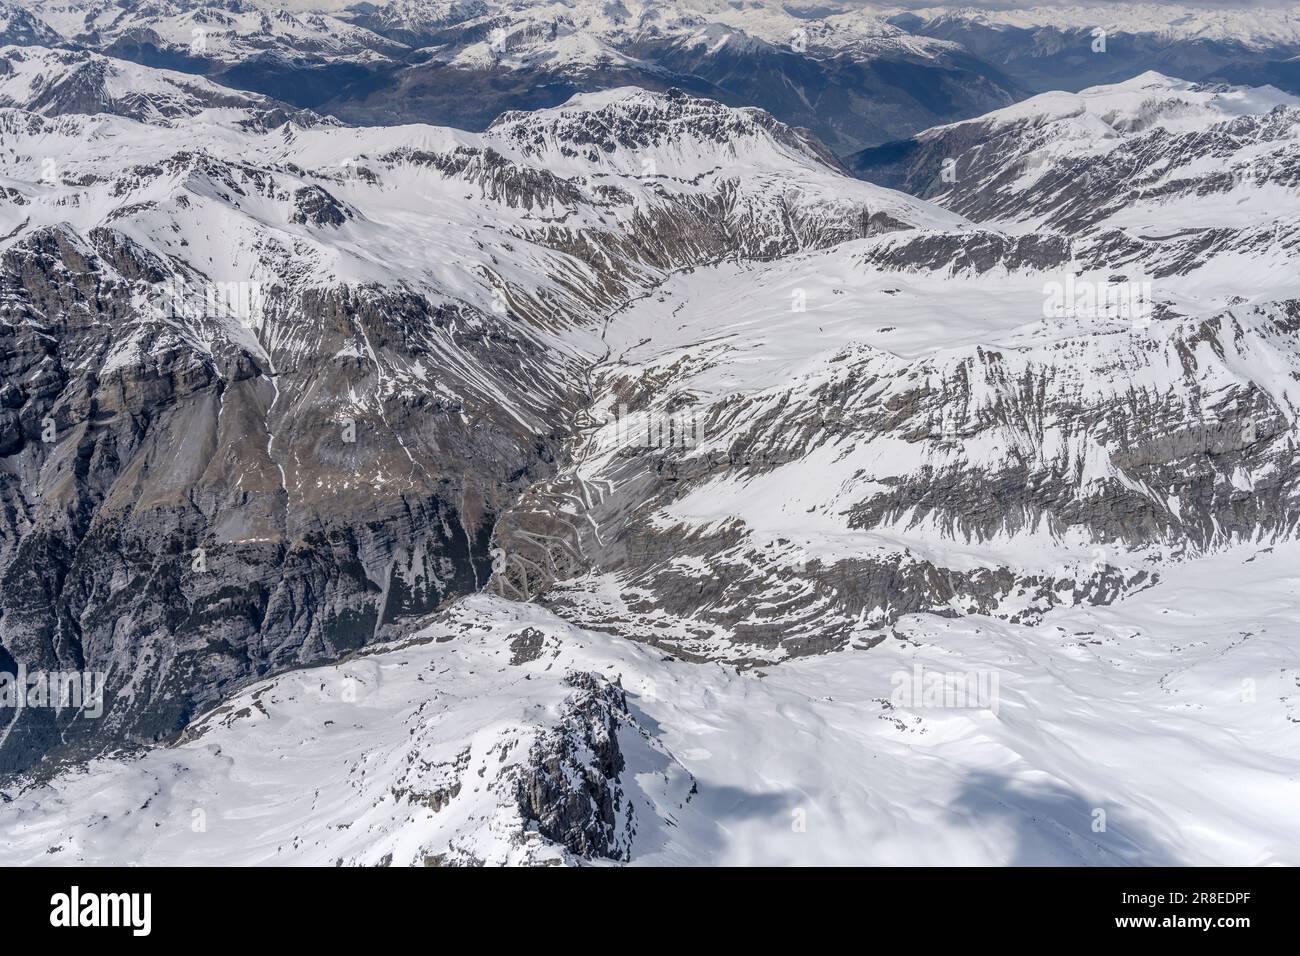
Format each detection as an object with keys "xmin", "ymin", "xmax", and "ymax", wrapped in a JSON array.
[
  {"xmin": 894, "ymin": 4, "xmax": 1300, "ymax": 97},
  {"xmin": 7, "ymin": 0, "xmax": 1297, "ymax": 156}
]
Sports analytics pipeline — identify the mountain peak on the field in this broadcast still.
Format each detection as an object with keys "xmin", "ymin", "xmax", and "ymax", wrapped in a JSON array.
[
  {"xmin": 489, "ymin": 85, "xmax": 846, "ymax": 175},
  {"xmin": 0, "ymin": 44, "xmax": 325, "ymax": 127}
]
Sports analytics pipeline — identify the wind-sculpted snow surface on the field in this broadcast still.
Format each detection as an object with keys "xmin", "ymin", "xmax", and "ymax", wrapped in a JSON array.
[{"xmin": 3, "ymin": 545, "xmax": 1299, "ymax": 865}]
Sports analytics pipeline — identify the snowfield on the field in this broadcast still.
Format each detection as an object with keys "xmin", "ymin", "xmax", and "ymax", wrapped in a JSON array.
[{"xmin": 3, "ymin": 543, "xmax": 1298, "ymax": 866}]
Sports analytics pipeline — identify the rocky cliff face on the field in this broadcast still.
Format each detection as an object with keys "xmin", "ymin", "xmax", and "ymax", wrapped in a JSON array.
[
  {"xmin": 514, "ymin": 670, "xmax": 637, "ymax": 860},
  {"xmin": 0, "ymin": 218, "xmax": 572, "ymax": 771}
]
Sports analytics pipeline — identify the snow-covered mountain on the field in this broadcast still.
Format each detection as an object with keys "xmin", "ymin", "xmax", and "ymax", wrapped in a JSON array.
[
  {"xmin": 467, "ymin": 71, "xmax": 1300, "ymax": 663},
  {"xmin": 903, "ymin": 4, "xmax": 1300, "ymax": 48},
  {"xmin": 0, "ymin": 45, "xmax": 949, "ymax": 772},
  {"xmin": 1, "ymin": 49, "xmax": 1299, "ymax": 865},
  {"xmin": 848, "ymin": 72, "xmax": 1300, "ymax": 269},
  {"xmin": 0, "ymin": 45, "xmax": 324, "ymax": 124},
  {"xmin": 25, "ymin": 0, "xmax": 404, "ymax": 63},
  {"xmin": 325, "ymin": 0, "xmax": 1024, "ymax": 149},
  {"xmin": 0, "ymin": 1, "xmax": 64, "ymax": 47},
  {"xmin": 12, "ymin": 1, "xmax": 1300, "ymax": 153},
  {"xmin": 895, "ymin": 3, "xmax": 1300, "ymax": 96},
  {"xmin": 1, "ymin": 0, "xmax": 1026, "ymax": 152}
]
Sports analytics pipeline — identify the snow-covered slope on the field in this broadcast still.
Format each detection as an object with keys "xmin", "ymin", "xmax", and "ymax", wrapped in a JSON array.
[
  {"xmin": 492, "ymin": 253, "xmax": 1300, "ymax": 659},
  {"xmin": 4, "ymin": 543, "xmax": 1298, "ymax": 865},
  {"xmin": 0, "ymin": 45, "xmax": 322, "ymax": 124}
]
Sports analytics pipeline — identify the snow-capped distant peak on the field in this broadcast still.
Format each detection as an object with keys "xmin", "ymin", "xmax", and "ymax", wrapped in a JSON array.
[
  {"xmin": 925, "ymin": 70, "xmax": 1300, "ymax": 140},
  {"xmin": 24, "ymin": 0, "xmax": 404, "ymax": 64},
  {"xmin": 908, "ymin": 3, "xmax": 1300, "ymax": 48},
  {"xmin": 0, "ymin": 45, "xmax": 322, "ymax": 126},
  {"xmin": 488, "ymin": 85, "xmax": 847, "ymax": 177},
  {"xmin": 0, "ymin": 0, "xmax": 65, "ymax": 46}
]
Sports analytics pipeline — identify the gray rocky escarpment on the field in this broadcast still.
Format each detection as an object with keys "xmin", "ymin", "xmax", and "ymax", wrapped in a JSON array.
[
  {"xmin": 855, "ymin": 230, "xmax": 1071, "ymax": 274},
  {"xmin": 0, "ymin": 223, "xmax": 575, "ymax": 773},
  {"xmin": 489, "ymin": 296, "xmax": 1300, "ymax": 662}
]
